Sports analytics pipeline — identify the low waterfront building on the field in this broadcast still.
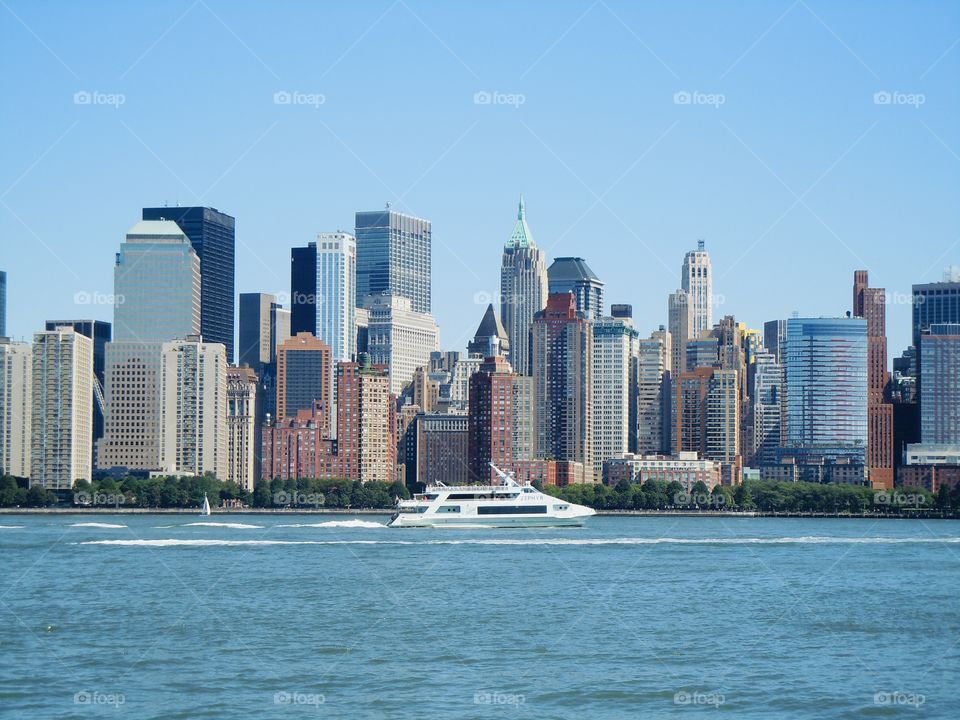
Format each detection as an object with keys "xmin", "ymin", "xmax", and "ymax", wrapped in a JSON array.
[{"xmin": 604, "ymin": 452, "xmax": 720, "ymax": 491}]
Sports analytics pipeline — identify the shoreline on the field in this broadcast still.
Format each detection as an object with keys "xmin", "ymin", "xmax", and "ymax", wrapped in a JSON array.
[{"xmin": 0, "ymin": 507, "xmax": 955, "ymax": 519}]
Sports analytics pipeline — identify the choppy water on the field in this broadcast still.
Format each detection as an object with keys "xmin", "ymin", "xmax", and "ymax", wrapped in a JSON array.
[{"xmin": 1, "ymin": 515, "xmax": 958, "ymax": 718}]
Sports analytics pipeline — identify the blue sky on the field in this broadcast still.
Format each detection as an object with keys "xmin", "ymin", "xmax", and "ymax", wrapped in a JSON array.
[{"xmin": 1, "ymin": 0, "xmax": 958, "ymax": 358}]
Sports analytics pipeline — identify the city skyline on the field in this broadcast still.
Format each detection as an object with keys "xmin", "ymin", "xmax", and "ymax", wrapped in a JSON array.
[{"xmin": 2, "ymin": 2, "xmax": 958, "ymax": 359}]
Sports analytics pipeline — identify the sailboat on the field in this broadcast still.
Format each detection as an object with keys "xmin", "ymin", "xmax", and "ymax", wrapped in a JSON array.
[{"xmin": 200, "ymin": 493, "xmax": 211, "ymax": 516}]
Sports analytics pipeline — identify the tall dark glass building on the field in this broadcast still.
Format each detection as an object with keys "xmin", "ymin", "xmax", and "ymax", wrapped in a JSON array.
[
  {"xmin": 290, "ymin": 243, "xmax": 317, "ymax": 335},
  {"xmin": 44, "ymin": 319, "xmax": 112, "ymax": 458},
  {"xmin": 141, "ymin": 206, "xmax": 235, "ymax": 360},
  {"xmin": 355, "ymin": 208, "xmax": 431, "ymax": 313}
]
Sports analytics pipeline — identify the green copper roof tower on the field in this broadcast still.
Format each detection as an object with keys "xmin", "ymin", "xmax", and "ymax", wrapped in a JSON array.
[
  {"xmin": 500, "ymin": 196, "xmax": 547, "ymax": 376},
  {"xmin": 506, "ymin": 195, "xmax": 535, "ymax": 250}
]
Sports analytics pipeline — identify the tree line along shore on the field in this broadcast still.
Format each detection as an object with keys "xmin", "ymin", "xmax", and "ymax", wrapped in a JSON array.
[{"xmin": 1, "ymin": 474, "xmax": 958, "ymax": 517}]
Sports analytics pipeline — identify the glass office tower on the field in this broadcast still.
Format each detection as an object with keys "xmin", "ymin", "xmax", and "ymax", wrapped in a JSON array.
[
  {"xmin": 355, "ymin": 208, "xmax": 431, "ymax": 314},
  {"xmin": 142, "ymin": 206, "xmax": 235, "ymax": 360},
  {"xmin": 781, "ymin": 317, "xmax": 868, "ymax": 461}
]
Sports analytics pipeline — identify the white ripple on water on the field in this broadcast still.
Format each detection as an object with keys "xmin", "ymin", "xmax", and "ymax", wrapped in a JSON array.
[
  {"xmin": 0, "ymin": 524, "xmax": 25, "ymax": 529},
  {"xmin": 69, "ymin": 522, "xmax": 127, "ymax": 529},
  {"xmin": 274, "ymin": 520, "xmax": 386, "ymax": 529},
  {"xmin": 77, "ymin": 536, "xmax": 960, "ymax": 548},
  {"xmin": 180, "ymin": 522, "xmax": 264, "ymax": 529}
]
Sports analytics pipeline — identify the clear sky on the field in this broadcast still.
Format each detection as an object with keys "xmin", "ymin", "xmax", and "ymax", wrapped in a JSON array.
[{"xmin": 1, "ymin": 0, "xmax": 958, "ymax": 359}]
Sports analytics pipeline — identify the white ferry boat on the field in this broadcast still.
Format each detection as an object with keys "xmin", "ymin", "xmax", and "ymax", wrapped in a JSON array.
[{"xmin": 387, "ymin": 464, "xmax": 595, "ymax": 528}]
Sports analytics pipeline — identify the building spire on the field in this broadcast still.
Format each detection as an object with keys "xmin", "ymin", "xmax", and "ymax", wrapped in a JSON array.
[{"xmin": 506, "ymin": 195, "xmax": 535, "ymax": 249}]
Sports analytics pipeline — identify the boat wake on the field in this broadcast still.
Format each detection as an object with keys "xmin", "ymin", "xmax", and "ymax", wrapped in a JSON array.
[
  {"xmin": 274, "ymin": 520, "xmax": 386, "ymax": 529},
  {"xmin": 70, "ymin": 522, "xmax": 127, "ymax": 529},
  {"xmin": 0, "ymin": 524, "xmax": 25, "ymax": 529},
  {"xmin": 78, "ymin": 536, "xmax": 960, "ymax": 548},
  {"xmin": 181, "ymin": 522, "xmax": 263, "ymax": 529}
]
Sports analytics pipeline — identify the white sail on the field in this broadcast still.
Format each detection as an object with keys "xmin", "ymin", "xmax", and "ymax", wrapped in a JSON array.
[{"xmin": 201, "ymin": 493, "xmax": 211, "ymax": 516}]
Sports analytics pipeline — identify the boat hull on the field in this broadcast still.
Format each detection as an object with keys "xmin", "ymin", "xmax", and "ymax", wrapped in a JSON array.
[{"xmin": 387, "ymin": 511, "xmax": 594, "ymax": 529}]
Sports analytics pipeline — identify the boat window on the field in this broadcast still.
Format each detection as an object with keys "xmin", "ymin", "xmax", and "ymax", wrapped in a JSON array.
[
  {"xmin": 439, "ymin": 506, "xmax": 460, "ymax": 513},
  {"xmin": 477, "ymin": 505, "xmax": 548, "ymax": 515},
  {"xmin": 522, "ymin": 487, "xmax": 536, "ymax": 493},
  {"xmin": 554, "ymin": 504, "xmax": 569, "ymax": 511},
  {"xmin": 448, "ymin": 493, "xmax": 480, "ymax": 500}
]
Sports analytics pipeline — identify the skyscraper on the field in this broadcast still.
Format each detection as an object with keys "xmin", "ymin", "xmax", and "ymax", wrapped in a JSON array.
[
  {"xmin": 101, "ymin": 221, "xmax": 201, "ymax": 472},
  {"xmin": 364, "ymin": 293, "xmax": 440, "ymax": 396},
  {"xmin": 675, "ymin": 367, "xmax": 739, "ymax": 467},
  {"xmin": 159, "ymin": 337, "xmax": 228, "ymax": 478},
  {"xmin": 919, "ymin": 324, "xmax": 960, "ymax": 445},
  {"xmin": 636, "ymin": 327, "xmax": 671, "ymax": 454},
  {"xmin": 467, "ymin": 304, "xmax": 510, "ymax": 359},
  {"xmin": 238, "ymin": 293, "xmax": 288, "ymax": 370},
  {"xmin": 226, "ymin": 365, "xmax": 259, "ymax": 490},
  {"xmin": 290, "ymin": 242, "xmax": 318, "ymax": 336},
  {"xmin": 668, "ymin": 289, "xmax": 692, "ymax": 380},
  {"xmin": 113, "ymin": 221, "xmax": 201, "ymax": 343},
  {"xmin": 355, "ymin": 208, "xmax": 431, "ymax": 314},
  {"xmin": 748, "ymin": 350, "xmax": 782, "ymax": 466},
  {"xmin": 780, "ymin": 317, "xmax": 868, "ymax": 476},
  {"xmin": 316, "ymin": 232, "xmax": 357, "ymax": 363},
  {"xmin": 912, "ymin": 268, "xmax": 960, "ymax": 349},
  {"xmin": 468, "ymin": 354, "xmax": 535, "ymax": 483},
  {"xmin": 142, "ymin": 206, "xmax": 236, "ymax": 360},
  {"xmin": 547, "ymin": 257, "xmax": 604, "ymax": 320},
  {"xmin": 853, "ymin": 270, "xmax": 894, "ymax": 489},
  {"xmin": 500, "ymin": 197, "xmax": 548, "ymax": 376},
  {"xmin": 31, "ymin": 327, "xmax": 93, "ymax": 489},
  {"xmin": 0, "ymin": 270, "xmax": 6, "ymax": 337},
  {"xmin": 334, "ymin": 358, "xmax": 395, "ymax": 483},
  {"xmin": 44, "ymin": 320, "xmax": 111, "ymax": 462},
  {"xmin": 0, "ymin": 338, "xmax": 32, "ymax": 477},
  {"xmin": 591, "ymin": 314, "xmax": 639, "ymax": 481},
  {"xmin": 763, "ymin": 319, "xmax": 788, "ymax": 363},
  {"xmin": 681, "ymin": 240, "xmax": 713, "ymax": 338},
  {"xmin": 276, "ymin": 333, "xmax": 332, "ymax": 430},
  {"xmin": 532, "ymin": 293, "xmax": 594, "ymax": 482}
]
